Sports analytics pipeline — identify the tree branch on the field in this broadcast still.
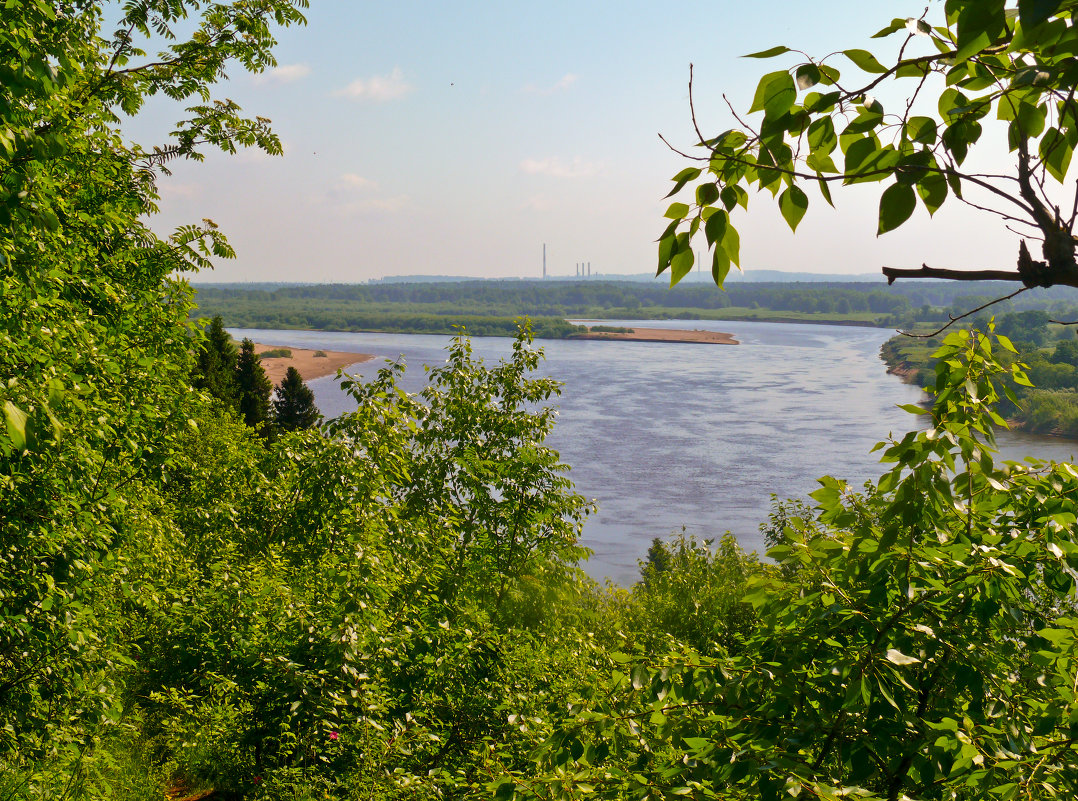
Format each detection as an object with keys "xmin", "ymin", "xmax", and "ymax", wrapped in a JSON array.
[
  {"xmin": 883, "ymin": 265, "xmax": 1028, "ymax": 285},
  {"xmin": 898, "ymin": 286, "xmax": 1029, "ymax": 338}
]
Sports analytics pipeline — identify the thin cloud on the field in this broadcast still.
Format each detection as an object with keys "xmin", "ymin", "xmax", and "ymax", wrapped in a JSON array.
[
  {"xmin": 523, "ymin": 73, "xmax": 578, "ymax": 95},
  {"xmin": 254, "ymin": 63, "xmax": 311, "ymax": 84},
  {"xmin": 338, "ymin": 173, "xmax": 378, "ymax": 190},
  {"xmin": 335, "ymin": 67, "xmax": 414, "ymax": 101},
  {"xmin": 312, "ymin": 173, "xmax": 407, "ymax": 215},
  {"xmin": 519, "ymin": 156, "xmax": 599, "ymax": 178}
]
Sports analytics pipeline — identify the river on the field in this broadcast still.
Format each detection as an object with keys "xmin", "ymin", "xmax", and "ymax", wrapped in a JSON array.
[{"xmin": 231, "ymin": 321, "xmax": 1078, "ymax": 585}]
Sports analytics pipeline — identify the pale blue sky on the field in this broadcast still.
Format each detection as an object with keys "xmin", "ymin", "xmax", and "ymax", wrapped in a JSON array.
[{"xmin": 128, "ymin": 1, "xmax": 1023, "ymax": 283}]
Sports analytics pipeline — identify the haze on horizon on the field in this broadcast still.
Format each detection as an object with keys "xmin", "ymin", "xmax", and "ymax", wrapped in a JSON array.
[{"xmin": 127, "ymin": 1, "xmax": 1023, "ymax": 285}]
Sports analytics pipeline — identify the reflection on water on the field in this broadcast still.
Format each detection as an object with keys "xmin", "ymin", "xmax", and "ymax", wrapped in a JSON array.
[{"xmin": 231, "ymin": 322, "xmax": 1078, "ymax": 586}]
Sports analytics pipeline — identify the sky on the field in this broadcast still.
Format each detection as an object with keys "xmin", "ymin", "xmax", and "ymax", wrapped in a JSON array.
[{"xmin": 122, "ymin": 0, "xmax": 1028, "ymax": 284}]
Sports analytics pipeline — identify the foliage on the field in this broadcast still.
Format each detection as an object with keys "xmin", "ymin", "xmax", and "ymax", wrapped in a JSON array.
[
  {"xmin": 659, "ymin": 1, "xmax": 1078, "ymax": 292},
  {"xmin": 881, "ymin": 312, "xmax": 1078, "ymax": 435},
  {"xmin": 0, "ymin": 0, "xmax": 306, "ymax": 791},
  {"xmin": 272, "ymin": 366, "xmax": 319, "ymax": 432},
  {"xmin": 193, "ymin": 315, "xmax": 240, "ymax": 407},
  {"xmin": 236, "ymin": 337, "xmax": 272, "ymax": 430},
  {"xmin": 259, "ymin": 347, "xmax": 293, "ymax": 359},
  {"xmin": 522, "ymin": 327, "xmax": 1078, "ymax": 800},
  {"xmin": 629, "ymin": 532, "xmax": 770, "ymax": 655}
]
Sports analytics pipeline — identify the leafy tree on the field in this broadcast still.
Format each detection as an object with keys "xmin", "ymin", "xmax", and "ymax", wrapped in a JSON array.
[
  {"xmin": 273, "ymin": 365, "xmax": 320, "ymax": 432},
  {"xmin": 658, "ymin": 0, "xmax": 1078, "ymax": 315},
  {"xmin": 235, "ymin": 337, "xmax": 272, "ymax": 429},
  {"xmin": 0, "ymin": 0, "xmax": 305, "ymax": 790},
  {"xmin": 192, "ymin": 315, "xmax": 239, "ymax": 406}
]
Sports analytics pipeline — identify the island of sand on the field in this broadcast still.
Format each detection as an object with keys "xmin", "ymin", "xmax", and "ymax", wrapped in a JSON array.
[
  {"xmin": 574, "ymin": 326, "xmax": 738, "ymax": 345},
  {"xmin": 254, "ymin": 344, "xmax": 375, "ymax": 384}
]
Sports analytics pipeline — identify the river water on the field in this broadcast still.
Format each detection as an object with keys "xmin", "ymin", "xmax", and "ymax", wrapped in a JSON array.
[{"xmin": 231, "ymin": 321, "xmax": 1078, "ymax": 585}]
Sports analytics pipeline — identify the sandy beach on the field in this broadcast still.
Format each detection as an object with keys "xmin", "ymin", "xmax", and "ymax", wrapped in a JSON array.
[
  {"xmin": 575, "ymin": 326, "xmax": 738, "ymax": 345},
  {"xmin": 254, "ymin": 344, "xmax": 375, "ymax": 384}
]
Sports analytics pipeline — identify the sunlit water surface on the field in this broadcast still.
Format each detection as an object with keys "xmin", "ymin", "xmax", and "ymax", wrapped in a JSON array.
[{"xmin": 231, "ymin": 321, "xmax": 1078, "ymax": 585}]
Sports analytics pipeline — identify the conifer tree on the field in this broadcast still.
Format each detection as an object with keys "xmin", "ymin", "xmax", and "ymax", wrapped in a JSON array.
[
  {"xmin": 192, "ymin": 316, "xmax": 238, "ymax": 406},
  {"xmin": 273, "ymin": 366, "xmax": 320, "ymax": 432},
  {"xmin": 236, "ymin": 338, "xmax": 272, "ymax": 430}
]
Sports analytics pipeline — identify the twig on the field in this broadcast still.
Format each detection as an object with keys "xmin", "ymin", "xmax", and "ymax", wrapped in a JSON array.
[{"xmin": 899, "ymin": 286, "xmax": 1029, "ymax": 338}]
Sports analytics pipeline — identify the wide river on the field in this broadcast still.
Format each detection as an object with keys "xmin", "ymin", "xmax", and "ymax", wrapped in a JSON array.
[{"xmin": 232, "ymin": 321, "xmax": 1078, "ymax": 585}]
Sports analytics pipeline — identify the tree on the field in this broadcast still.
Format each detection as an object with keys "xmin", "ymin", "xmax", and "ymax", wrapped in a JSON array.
[
  {"xmin": 658, "ymin": 1, "xmax": 1078, "ymax": 323},
  {"xmin": 236, "ymin": 337, "xmax": 272, "ymax": 430},
  {"xmin": 273, "ymin": 365, "xmax": 320, "ymax": 432},
  {"xmin": 192, "ymin": 315, "xmax": 239, "ymax": 406},
  {"xmin": 0, "ymin": 0, "xmax": 305, "ymax": 788}
]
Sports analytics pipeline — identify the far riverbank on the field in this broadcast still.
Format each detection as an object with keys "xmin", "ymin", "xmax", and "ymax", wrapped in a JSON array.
[{"xmin": 574, "ymin": 326, "xmax": 737, "ymax": 344}]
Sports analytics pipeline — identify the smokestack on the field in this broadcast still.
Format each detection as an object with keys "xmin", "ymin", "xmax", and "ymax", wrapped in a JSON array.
[
  {"xmin": 587, "ymin": 262, "xmax": 591, "ymax": 277},
  {"xmin": 543, "ymin": 243, "xmax": 546, "ymax": 279}
]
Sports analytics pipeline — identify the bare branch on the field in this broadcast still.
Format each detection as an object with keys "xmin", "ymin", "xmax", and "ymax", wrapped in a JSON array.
[
  {"xmin": 883, "ymin": 264, "xmax": 1030, "ymax": 285},
  {"xmin": 900, "ymin": 287, "xmax": 1030, "ymax": 338}
]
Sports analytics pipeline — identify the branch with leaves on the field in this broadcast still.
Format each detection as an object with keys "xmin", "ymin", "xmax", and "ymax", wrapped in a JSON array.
[{"xmin": 659, "ymin": 1, "xmax": 1078, "ymax": 296}]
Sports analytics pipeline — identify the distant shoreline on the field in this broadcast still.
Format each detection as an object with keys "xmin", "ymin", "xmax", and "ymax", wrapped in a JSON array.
[
  {"xmin": 574, "ymin": 326, "xmax": 738, "ymax": 345},
  {"xmin": 253, "ymin": 343, "xmax": 374, "ymax": 383}
]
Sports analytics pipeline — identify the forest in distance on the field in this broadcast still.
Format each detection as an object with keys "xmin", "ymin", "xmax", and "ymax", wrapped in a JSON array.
[
  {"xmin": 9, "ymin": 1, "xmax": 1078, "ymax": 800},
  {"xmin": 192, "ymin": 277, "xmax": 1078, "ymax": 336}
]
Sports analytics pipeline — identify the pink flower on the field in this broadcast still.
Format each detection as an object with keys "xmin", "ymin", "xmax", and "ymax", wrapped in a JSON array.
[{"xmin": 329, "ymin": 730, "xmax": 339, "ymax": 740}]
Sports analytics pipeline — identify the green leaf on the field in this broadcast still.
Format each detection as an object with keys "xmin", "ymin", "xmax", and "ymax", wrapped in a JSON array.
[
  {"xmin": 1019, "ymin": 0, "xmax": 1059, "ymax": 28},
  {"xmin": 696, "ymin": 183, "xmax": 720, "ymax": 206},
  {"xmin": 704, "ymin": 209, "xmax": 728, "ymax": 247},
  {"xmin": 712, "ymin": 247, "xmax": 732, "ymax": 287},
  {"xmin": 749, "ymin": 70, "xmax": 796, "ymax": 120},
  {"xmin": 842, "ymin": 49, "xmax": 887, "ymax": 74},
  {"xmin": 872, "ymin": 18, "xmax": 907, "ymax": 38},
  {"xmin": 778, "ymin": 185, "xmax": 809, "ymax": 231},
  {"xmin": 664, "ymin": 202, "xmax": 690, "ymax": 220},
  {"xmin": 807, "ymin": 117, "xmax": 837, "ymax": 154},
  {"xmin": 917, "ymin": 172, "xmax": 948, "ymax": 216},
  {"xmin": 885, "ymin": 648, "xmax": 921, "ymax": 666},
  {"xmin": 907, "ymin": 116, "xmax": 938, "ymax": 144},
  {"xmin": 1040, "ymin": 127, "xmax": 1073, "ymax": 183},
  {"xmin": 670, "ymin": 247, "xmax": 694, "ymax": 285},
  {"xmin": 796, "ymin": 64, "xmax": 821, "ymax": 90},
  {"xmin": 4, "ymin": 401, "xmax": 28, "ymax": 450},
  {"xmin": 666, "ymin": 167, "xmax": 702, "ymax": 198},
  {"xmin": 955, "ymin": 0, "xmax": 1005, "ymax": 63},
  {"xmin": 743, "ymin": 46, "xmax": 791, "ymax": 59},
  {"xmin": 878, "ymin": 182, "xmax": 917, "ymax": 234},
  {"xmin": 817, "ymin": 174, "xmax": 834, "ymax": 207}
]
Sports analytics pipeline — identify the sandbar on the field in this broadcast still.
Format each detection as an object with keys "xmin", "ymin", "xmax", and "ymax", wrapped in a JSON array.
[
  {"xmin": 575, "ymin": 326, "xmax": 738, "ymax": 345},
  {"xmin": 254, "ymin": 344, "xmax": 374, "ymax": 384}
]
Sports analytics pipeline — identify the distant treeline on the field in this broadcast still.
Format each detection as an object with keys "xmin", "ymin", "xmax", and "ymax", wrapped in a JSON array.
[{"xmin": 192, "ymin": 279, "xmax": 1078, "ymax": 335}]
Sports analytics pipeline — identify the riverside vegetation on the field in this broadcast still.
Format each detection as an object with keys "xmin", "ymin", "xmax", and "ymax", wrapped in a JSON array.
[
  {"xmin": 881, "ymin": 310, "xmax": 1078, "ymax": 436},
  {"xmin": 5, "ymin": 2, "xmax": 1078, "ymax": 800}
]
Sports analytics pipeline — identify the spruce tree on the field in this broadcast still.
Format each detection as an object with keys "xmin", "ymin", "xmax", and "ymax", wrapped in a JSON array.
[
  {"xmin": 192, "ymin": 316, "xmax": 239, "ymax": 406},
  {"xmin": 235, "ymin": 338, "xmax": 272, "ymax": 430},
  {"xmin": 273, "ymin": 366, "xmax": 320, "ymax": 432}
]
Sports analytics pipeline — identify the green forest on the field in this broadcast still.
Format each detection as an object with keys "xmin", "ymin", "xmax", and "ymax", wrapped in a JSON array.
[
  {"xmin": 5, "ymin": 2, "xmax": 1078, "ymax": 800},
  {"xmin": 192, "ymin": 279, "xmax": 1078, "ymax": 336}
]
